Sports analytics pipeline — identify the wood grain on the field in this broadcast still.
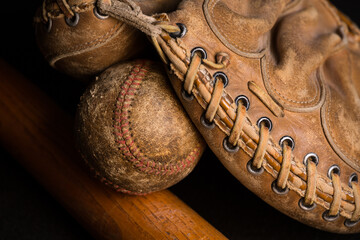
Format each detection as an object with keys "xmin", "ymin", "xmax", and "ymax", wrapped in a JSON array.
[{"xmin": 0, "ymin": 59, "xmax": 227, "ymax": 240}]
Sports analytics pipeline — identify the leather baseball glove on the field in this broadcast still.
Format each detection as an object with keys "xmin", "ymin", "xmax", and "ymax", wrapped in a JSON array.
[
  {"xmin": 97, "ymin": 0, "xmax": 360, "ymax": 233},
  {"xmin": 33, "ymin": 0, "xmax": 180, "ymax": 79}
]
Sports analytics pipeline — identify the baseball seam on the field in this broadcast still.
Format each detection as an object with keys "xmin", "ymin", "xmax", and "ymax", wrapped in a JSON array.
[
  {"xmin": 114, "ymin": 61, "xmax": 201, "ymax": 175},
  {"xmin": 83, "ymin": 157, "xmax": 146, "ymax": 195}
]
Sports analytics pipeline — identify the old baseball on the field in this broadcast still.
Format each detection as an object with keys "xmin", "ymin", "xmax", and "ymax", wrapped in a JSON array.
[{"xmin": 75, "ymin": 60, "xmax": 206, "ymax": 194}]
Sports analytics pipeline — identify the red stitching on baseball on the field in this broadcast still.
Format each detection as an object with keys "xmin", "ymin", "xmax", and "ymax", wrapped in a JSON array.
[
  {"xmin": 114, "ymin": 60, "xmax": 201, "ymax": 175},
  {"xmin": 82, "ymin": 158, "xmax": 147, "ymax": 195}
]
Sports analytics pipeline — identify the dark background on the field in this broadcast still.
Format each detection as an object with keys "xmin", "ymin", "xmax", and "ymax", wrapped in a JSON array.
[{"xmin": 1, "ymin": 1, "xmax": 360, "ymax": 239}]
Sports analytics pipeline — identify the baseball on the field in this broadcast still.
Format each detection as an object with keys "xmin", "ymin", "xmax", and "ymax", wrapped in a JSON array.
[{"xmin": 75, "ymin": 60, "xmax": 206, "ymax": 194}]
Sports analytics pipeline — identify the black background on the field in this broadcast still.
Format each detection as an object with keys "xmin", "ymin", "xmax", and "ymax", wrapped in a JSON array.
[{"xmin": 1, "ymin": 1, "xmax": 360, "ymax": 239}]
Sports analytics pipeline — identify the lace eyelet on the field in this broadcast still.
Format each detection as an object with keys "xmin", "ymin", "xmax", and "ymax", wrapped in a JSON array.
[
  {"xmin": 235, "ymin": 95, "xmax": 250, "ymax": 111},
  {"xmin": 223, "ymin": 137, "xmax": 239, "ymax": 153},
  {"xmin": 65, "ymin": 12, "xmax": 80, "ymax": 27},
  {"xmin": 170, "ymin": 23, "xmax": 187, "ymax": 38},
  {"xmin": 344, "ymin": 219, "xmax": 360, "ymax": 228},
  {"xmin": 271, "ymin": 180, "xmax": 289, "ymax": 195},
  {"xmin": 200, "ymin": 113, "xmax": 215, "ymax": 129},
  {"xmin": 257, "ymin": 117, "xmax": 272, "ymax": 131},
  {"xmin": 322, "ymin": 210, "xmax": 339, "ymax": 222},
  {"xmin": 213, "ymin": 72, "xmax": 228, "ymax": 88},
  {"xmin": 246, "ymin": 159, "xmax": 264, "ymax": 175},
  {"xmin": 303, "ymin": 153, "xmax": 319, "ymax": 166},
  {"xmin": 279, "ymin": 136, "xmax": 295, "ymax": 150},
  {"xmin": 327, "ymin": 165, "xmax": 341, "ymax": 180},
  {"xmin": 298, "ymin": 198, "xmax": 317, "ymax": 211},
  {"xmin": 190, "ymin": 47, "xmax": 207, "ymax": 60},
  {"xmin": 349, "ymin": 173, "xmax": 358, "ymax": 188},
  {"xmin": 93, "ymin": 6, "xmax": 109, "ymax": 20},
  {"xmin": 181, "ymin": 89, "xmax": 194, "ymax": 101}
]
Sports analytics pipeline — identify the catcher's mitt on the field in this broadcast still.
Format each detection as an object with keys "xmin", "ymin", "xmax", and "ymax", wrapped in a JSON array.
[
  {"xmin": 33, "ymin": 0, "xmax": 181, "ymax": 79},
  {"xmin": 98, "ymin": 0, "xmax": 360, "ymax": 233}
]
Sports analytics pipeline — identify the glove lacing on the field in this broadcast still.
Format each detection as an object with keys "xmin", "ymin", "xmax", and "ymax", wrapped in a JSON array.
[{"xmin": 96, "ymin": 0, "xmax": 360, "ymax": 226}]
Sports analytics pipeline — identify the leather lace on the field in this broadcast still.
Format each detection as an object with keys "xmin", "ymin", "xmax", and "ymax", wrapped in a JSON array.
[
  {"xmin": 329, "ymin": 172, "xmax": 341, "ymax": 216},
  {"xmin": 205, "ymin": 78, "xmax": 224, "ymax": 123},
  {"xmin": 95, "ymin": 0, "xmax": 360, "ymax": 225},
  {"xmin": 252, "ymin": 122, "xmax": 270, "ymax": 170},
  {"xmin": 351, "ymin": 181, "xmax": 360, "ymax": 221},
  {"xmin": 180, "ymin": 42, "xmax": 299, "ymax": 194},
  {"xmin": 304, "ymin": 160, "xmax": 317, "ymax": 206},
  {"xmin": 228, "ymin": 103, "xmax": 247, "ymax": 147},
  {"xmin": 41, "ymin": 0, "xmax": 74, "ymax": 22},
  {"xmin": 154, "ymin": 22, "xmax": 357, "ymax": 222},
  {"xmin": 55, "ymin": 0, "xmax": 74, "ymax": 18},
  {"xmin": 277, "ymin": 141, "xmax": 292, "ymax": 189}
]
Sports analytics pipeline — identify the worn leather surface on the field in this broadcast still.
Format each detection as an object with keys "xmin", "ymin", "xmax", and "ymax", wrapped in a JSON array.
[
  {"xmin": 156, "ymin": 0, "xmax": 360, "ymax": 233},
  {"xmin": 34, "ymin": 0, "xmax": 181, "ymax": 79},
  {"xmin": 322, "ymin": 50, "xmax": 360, "ymax": 172},
  {"xmin": 75, "ymin": 60, "xmax": 205, "ymax": 194},
  {"xmin": 34, "ymin": 0, "xmax": 142, "ymax": 79}
]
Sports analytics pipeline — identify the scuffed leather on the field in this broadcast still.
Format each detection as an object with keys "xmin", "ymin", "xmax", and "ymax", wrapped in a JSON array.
[
  {"xmin": 161, "ymin": 0, "xmax": 360, "ymax": 233},
  {"xmin": 34, "ymin": 0, "xmax": 181, "ymax": 79},
  {"xmin": 322, "ymin": 48, "xmax": 360, "ymax": 172},
  {"xmin": 34, "ymin": 0, "xmax": 145, "ymax": 79},
  {"xmin": 204, "ymin": 0, "xmax": 290, "ymax": 54}
]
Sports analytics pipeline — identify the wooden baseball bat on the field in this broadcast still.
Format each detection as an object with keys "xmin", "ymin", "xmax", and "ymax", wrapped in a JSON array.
[{"xmin": 0, "ymin": 59, "xmax": 227, "ymax": 240}]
